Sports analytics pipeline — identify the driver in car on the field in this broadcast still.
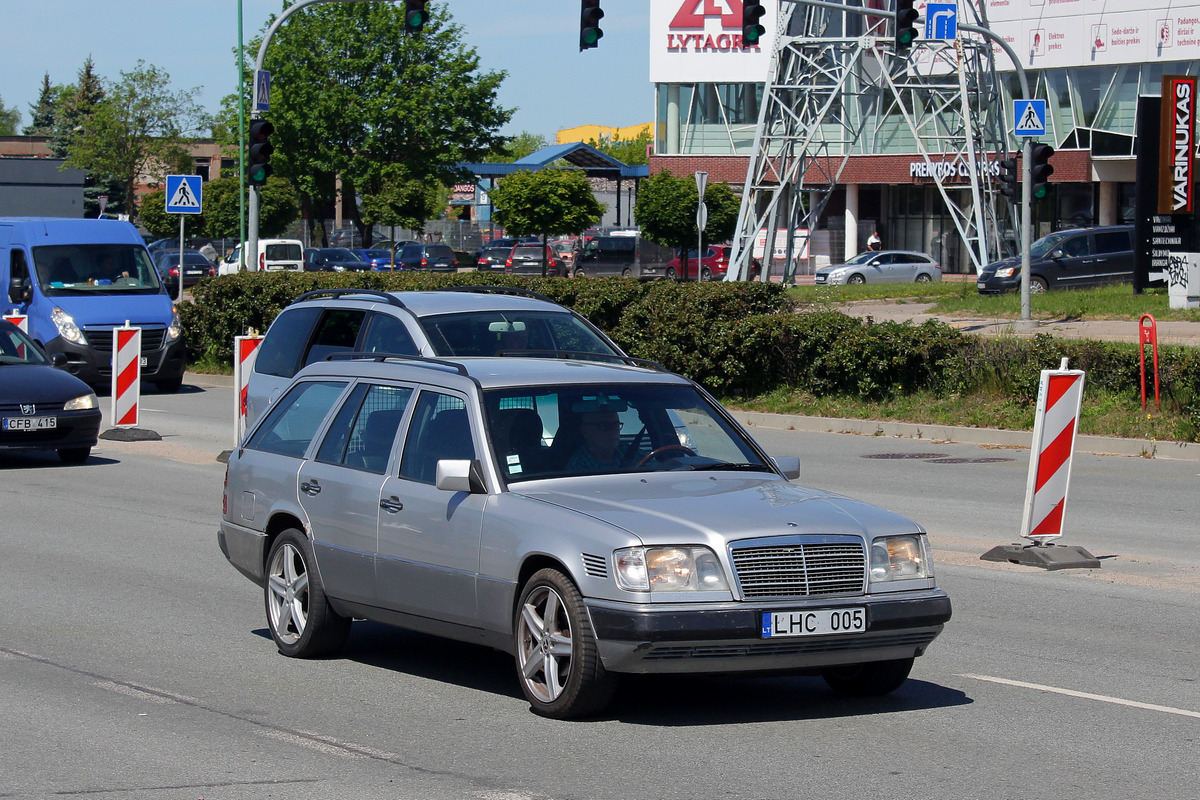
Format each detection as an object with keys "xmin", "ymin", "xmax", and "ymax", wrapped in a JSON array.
[{"xmin": 566, "ymin": 406, "xmax": 625, "ymax": 472}]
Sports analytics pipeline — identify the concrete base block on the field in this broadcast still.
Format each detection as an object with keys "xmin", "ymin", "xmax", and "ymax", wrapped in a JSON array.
[
  {"xmin": 100, "ymin": 427, "xmax": 162, "ymax": 442},
  {"xmin": 980, "ymin": 542, "xmax": 1101, "ymax": 570}
]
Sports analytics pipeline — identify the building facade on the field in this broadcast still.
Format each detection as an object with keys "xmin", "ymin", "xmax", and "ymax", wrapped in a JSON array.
[{"xmin": 646, "ymin": 0, "xmax": 1198, "ymax": 273}]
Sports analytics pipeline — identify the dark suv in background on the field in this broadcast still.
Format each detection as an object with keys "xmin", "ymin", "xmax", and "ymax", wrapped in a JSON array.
[
  {"xmin": 395, "ymin": 243, "xmax": 457, "ymax": 272},
  {"xmin": 977, "ymin": 225, "xmax": 1135, "ymax": 293}
]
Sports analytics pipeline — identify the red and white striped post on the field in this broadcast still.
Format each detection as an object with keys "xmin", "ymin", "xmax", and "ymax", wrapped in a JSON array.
[
  {"xmin": 111, "ymin": 323, "xmax": 142, "ymax": 428},
  {"xmin": 1020, "ymin": 358, "xmax": 1085, "ymax": 543},
  {"xmin": 233, "ymin": 334, "xmax": 264, "ymax": 443},
  {"xmin": 4, "ymin": 312, "xmax": 28, "ymax": 359}
]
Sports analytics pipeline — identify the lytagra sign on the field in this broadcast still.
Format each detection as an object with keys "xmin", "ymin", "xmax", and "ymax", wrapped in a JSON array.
[{"xmin": 650, "ymin": 0, "xmax": 777, "ymax": 84}]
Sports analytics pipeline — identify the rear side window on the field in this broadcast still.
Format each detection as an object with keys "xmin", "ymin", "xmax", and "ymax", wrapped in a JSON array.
[
  {"xmin": 316, "ymin": 383, "xmax": 413, "ymax": 472},
  {"xmin": 1094, "ymin": 231, "xmax": 1132, "ymax": 254},
  {"xmin": 255, "ymin": 307, "xmax": 321, "ymax": 378},
  {"xmin": 359, "ymin": 313, "xmax": 418, "ymax": 356},
  {"xmin": 245, "ymin": 380, "xmax": 347, "ymax": 457},
  {"xmin": 304, "ymin": 309, "xmax": 366, "ymax": 366}
]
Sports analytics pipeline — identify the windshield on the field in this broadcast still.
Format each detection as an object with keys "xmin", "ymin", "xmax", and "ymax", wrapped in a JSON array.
[
  {"xmin": 841, "ymin": 252, "xmax": 878, "ymax": 266},
  {"xmin": 0, "ymin": 323, "xmax": 51, "ymax": 366},
  {"xmin": 34, "ymin": 244, "xmax": 164, "ymax": 296},
  {"xmin": 419, "ymin": 310, "xmax": 618, "ymax": 357},
  {"xmin": 484, "ymin": 383, "xmax": 769, "ymax": 482},
  {"xmin": 1029, "ymin": 232, "xmax": 1073, "ymax": 259}
]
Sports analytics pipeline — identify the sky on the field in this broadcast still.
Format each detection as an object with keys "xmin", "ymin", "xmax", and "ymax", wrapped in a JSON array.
[{"xmin": 0, "ymin": 0, "xmax": 654, "ymax": 143}]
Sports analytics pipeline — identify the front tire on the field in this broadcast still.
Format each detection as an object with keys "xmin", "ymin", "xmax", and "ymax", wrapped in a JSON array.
[
  {"xmin": 1031, "ymin": 276, "xmax": 1049, "ymax": 294},
  {"xmin": 822, "ymin": 657, "xmax": 914, "ymax": 696},
  {"xmin": 573, "ymin": 267, "xmax": 586, "ymax": 278},
  {"xmin": 514, "ymin": 568, "xmax": 615, "ymax": 719},
  {"xmin": 155, "ymin": 377, "xmax": 184, "ymax": 393},
  {"xmin": 265, "ymin": 529, "xmax": 350, "ymax": 658},
  {"xmin": 58, "ymin": 447, "xmax": 91, "ymax": 464},
  {"xmin": 847, "ymin": 274, "xmax": 866, "ymax": 285},
  {"xmin": 701, "ymin": 267, "xmax": 713, "ymax": 282},
  {"xmin": 665, "ymin": 266, "xmax": 678, "ymax": 281}
]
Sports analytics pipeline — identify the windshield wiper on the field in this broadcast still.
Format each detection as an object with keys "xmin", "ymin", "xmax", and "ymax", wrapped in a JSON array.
[{"xmin": 685, "ymin": 462, "xmax": 769, "ymax": 472}]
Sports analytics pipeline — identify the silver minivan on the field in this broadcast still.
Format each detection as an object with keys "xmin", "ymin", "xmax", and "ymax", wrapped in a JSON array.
[{"xmin": 219, "ymin": 354, "xmax": 951, "ymax": 718}]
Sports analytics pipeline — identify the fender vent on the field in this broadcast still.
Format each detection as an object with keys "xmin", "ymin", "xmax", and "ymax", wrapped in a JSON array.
[{"xmin": 581, "ymin": 553, "xmax": 608, "ymax": 579}]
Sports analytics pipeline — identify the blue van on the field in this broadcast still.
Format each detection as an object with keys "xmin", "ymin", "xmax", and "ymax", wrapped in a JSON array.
[{"xmin": 1, "ymin": 218, "xmax": 185, "ymax": 392}]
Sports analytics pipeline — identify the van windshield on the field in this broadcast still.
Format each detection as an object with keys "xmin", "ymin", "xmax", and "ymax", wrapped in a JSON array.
[{"xmin": 33, "ymin": 244, "xmax": 165, "ymax": 297}]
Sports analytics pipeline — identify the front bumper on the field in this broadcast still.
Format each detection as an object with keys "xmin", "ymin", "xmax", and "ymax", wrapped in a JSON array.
[
  {"xmin": 585, "ymin": 590, "xmax": 951, "ymax": 674},
  {"xmin": 976, "ymin": 273, "xmax": 1018, "ymax": 293},
  {"xmin": 0, "ymin": 408, "xmax": 101, "ymax": 454},
  {"xmin": 42, "ymin": 327, "xmax": 186, "ymax": 389}
]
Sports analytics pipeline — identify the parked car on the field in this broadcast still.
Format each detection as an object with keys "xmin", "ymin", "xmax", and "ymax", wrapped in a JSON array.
[
  {"xmin": 475, "ymin": 246, "xmax": 512, "ymax": 273},
  {"xmin": 574, "ymin": 235, "xmax": 675, "ymax": 279},
  {"xmin": 0, "ymin": 318, "xmax": 101, "ymax": 464},
  {"xmin": 665, "ymin": 245, "xmax": 761, "ymax": 281},
  {"xmin": 505, "ymin": 243, "xmax": 565, "ymax": 277},
  {"xmin": 219, "ymin": 239, "xmax": 305, "ymax": 274},
  {"xmin": 241, "ymin": 286, "xmax": 628, "ymax": 427},
  {"xmin": 348, "ymin": 249, "xmax": 395, "ymax": 270},
  {"xmin": 550, "ymin": 241, "xmax": 577, "ymax": 270},
  {"xmin": 976, "ymin": 225, "xmax": 1135, "ymax": 294},
  {"xmin": 395, "ymin": 243, "xmax": 457, "ymax": 272},
  {"xmin": 304, "ymin": 248, "xmax": 367, "ymax": 273},
  {"xmin": 473, "ymin": 236, "xmax": 538, "ymax": 261},
  {"xmin": 814, "ymin": 251, "xmax": 942, "ymax": 285},
  {"xmin": 219, "ymin": 351, "xmax": 951, "ymax": 719},
  {"xmin": 153, "ymin": 249, "xmax": 216, "ymax": 293}
]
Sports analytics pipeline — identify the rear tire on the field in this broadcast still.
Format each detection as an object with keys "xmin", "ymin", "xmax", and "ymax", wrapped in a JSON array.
[
  {"xmin": 514, "ymin": 568, "xmax": 616, "ymax": 719},
  {"xmin": 573, "ymin": 267, "xmax": 585, "ymax": 279},
  {"xmin": 915, "ymin": 273, "xmax": 932, "ymax": 283},
  {"xmin": 665, "ymin": 266, "xmax": 678, "ymax": 281},
  {"xmin": 621, "ymin": 268, "xmax": 632, "ymax": 278},
  {"xmin": 822, "ymin": 657, "xmax": 914, "ymax": 696},
  {"xmin": 265, "ymin": 529, "xmax": 350, "ymax": 658},
  {"xmin": 701, "ymin": 267, "xmax": 713, "ymax": 282}
]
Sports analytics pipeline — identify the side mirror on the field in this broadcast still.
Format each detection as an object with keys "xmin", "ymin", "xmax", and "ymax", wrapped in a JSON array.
[
  {"xmin": 772, "ymin": 456, "xmax": 801, "ymax": 480},
  {"xmin": 8, "ymin": 276, "xmax": 27, "ymax": 305},
  {"xmin": 1050, "ymin": 248, "xmax": 1066, "ymax": 259},
  {"xmin": 435, "ymin": 459, "xmax": 487, "ymax": 493},
  {"xmin": 50, "ymin": 352, "xmax": 68, "ymax": 368}
]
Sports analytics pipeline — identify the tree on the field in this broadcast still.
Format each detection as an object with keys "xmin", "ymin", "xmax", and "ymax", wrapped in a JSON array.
[
  {"xmin": 484, "ymin": 131, "xmax": 549, "ymax": 163},
  {"xmin": 360, "ymin": 166, "xmax": 449, "ymax": 235},
  {"xmin": 634, "ymin": 170, "xmax": 740, "ymax": 275},
  {"xmin": 587, "ymin": 128, "xmax": 653, "ymax": 166},
  {"xmin": 247, "ymin": 2, "xmax": 512, "ymax": 245},
  {"xmin": 23, "ymin": 73, "xmax": 59, "ymax": 136},
  {"xmin": 489, "ymin": 169, "xmax": 605, "ymax": 277},
  {"xmin": 0, "ymin": 93, "xmax": 19, "ymax": 136},
  {"xmin": 139, "ymin": 176, "xmax": 298, "ymax": 240},
  {"xmin": 63, "ymin": 60, "xmax": 205, "ymax": 220}
]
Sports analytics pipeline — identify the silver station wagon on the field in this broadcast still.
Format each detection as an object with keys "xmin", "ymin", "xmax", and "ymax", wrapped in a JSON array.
[{"xmin": 218, "ymin": 354, "xmax": 951, "ymax": 718}]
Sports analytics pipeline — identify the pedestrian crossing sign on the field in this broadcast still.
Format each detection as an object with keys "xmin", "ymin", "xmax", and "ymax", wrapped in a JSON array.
[
  {"xmin": 1013, "ymin": 99, "xmax": 1047, "ymax": 137},
  {"xmin": 165, "ymin": 175, "xmax": 203, "ymax": 214}
]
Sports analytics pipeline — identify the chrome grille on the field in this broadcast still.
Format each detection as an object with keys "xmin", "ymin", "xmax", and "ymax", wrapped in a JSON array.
[{"xmin": 731, "ymin": 538, "xmax": 866, "ymax": 599}]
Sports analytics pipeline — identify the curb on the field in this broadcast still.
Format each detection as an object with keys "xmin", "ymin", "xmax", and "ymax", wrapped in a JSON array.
[{"xmin": 184, "ymin": 373, "xmax": 1199, "ymax": 462}]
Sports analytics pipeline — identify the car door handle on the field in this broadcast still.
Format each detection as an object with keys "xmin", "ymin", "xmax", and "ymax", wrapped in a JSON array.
[
  {"xmin": 300, "ymin": 480, "xmax": 321, "ymax": 495},
  {"xmin": 380, "ymin": 497, "xmax": 404, "ymax": 513}
]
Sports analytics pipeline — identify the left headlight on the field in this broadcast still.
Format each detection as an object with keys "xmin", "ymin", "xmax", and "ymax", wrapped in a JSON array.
[
  {"xmin": 64, "ymin": 392, "xmax": 99, "ymax": 411},
  {"xmin": 870, "ymin": 535, "xmax": 932, "ymax": 582},
  {"xmin": 51, "ymin": 306, "xmax": 86, "ymax": 345},
  {"xmin": 614, "ymin": 546, "xmax": 730, "ymax": 593},
  {"xmin": 166, "ymin": 307, "xmax": 182, "ymax": 342}
]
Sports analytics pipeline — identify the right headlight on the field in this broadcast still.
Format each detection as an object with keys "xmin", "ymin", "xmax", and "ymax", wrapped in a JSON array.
[
  {"xmin": 870, "ymin": 534, "xmax": 933, "ymax": 582},
  {"xmin": 614, "ymin": 546, "xmax": 730, "ymax": 593},
  {"xmin": 51, "ymin": 306, "xmax": 86, "ymax": 345},
  {"xmin": 994, "ymin": 266, "xmax": 1017, "ymax": 278}
]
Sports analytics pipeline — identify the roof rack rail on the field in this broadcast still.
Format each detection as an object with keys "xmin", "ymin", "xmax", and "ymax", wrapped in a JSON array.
[
  {"xmin": 437, "ymin": 285, "xmax": 553, "ymax": 303},
  {"xmin": 325, "ymin": 351, "xmax": 468, "ymax": 376},
  {"xmin": 497, "ymin": 349, "xmax": 671, "ymax": 373},
  {"xmin": 290, "ymin": 288, "xmax": 407, "ymax": 308}
]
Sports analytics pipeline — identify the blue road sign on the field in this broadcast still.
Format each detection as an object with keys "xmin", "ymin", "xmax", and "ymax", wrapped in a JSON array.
[
  {"xmin": 1014, "ymin": 99, "xmax": 1047, "ymax": 137},
  {"xmin": 165, "ymin": 175, "xmax": 203, "ymax": 214},
  {"xmin": 925, "ymin": 3, "xmax": 957, "ymax": 40},
  {"xmin": 254, "ymin": 70, "xmax": 271, "ymax": 113}
]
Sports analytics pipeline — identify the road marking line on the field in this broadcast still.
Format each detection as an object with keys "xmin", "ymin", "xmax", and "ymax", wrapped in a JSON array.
[{"xmin": 962, "ymin": 673, "xmax": 1200, "ymax": 719}]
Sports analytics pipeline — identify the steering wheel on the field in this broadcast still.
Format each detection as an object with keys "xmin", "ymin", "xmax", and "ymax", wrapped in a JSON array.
[{"xmin": 635, "ymin": 444, "xmax": 696, "ymax": 467}]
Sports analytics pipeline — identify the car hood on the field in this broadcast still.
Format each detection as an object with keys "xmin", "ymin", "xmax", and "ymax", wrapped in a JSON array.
[
  {"xmin": 513, "ymin": 474, "xmax": 921, "ymax": 546},
  {"xmin": 981, "ymin": 256, "xmax": 1019, "ymax": 274},
  {"xmin": 49, "ymin": 293, "xmax": 172, "ymax": 327},
  {"xmin": 0, "ymin": 364, "xmax": 95, "ymax": 402}
]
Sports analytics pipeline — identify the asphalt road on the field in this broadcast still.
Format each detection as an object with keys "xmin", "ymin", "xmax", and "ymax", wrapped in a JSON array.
[{"xmin": 2, "ymin": 382, "xmax": 1198, "ymax": 799}]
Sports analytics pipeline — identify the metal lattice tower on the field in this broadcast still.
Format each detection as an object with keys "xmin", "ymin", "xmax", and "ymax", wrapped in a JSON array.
[{"xmin": 728, "ymin": 0, "xmax": 1011, "ymax": 281}]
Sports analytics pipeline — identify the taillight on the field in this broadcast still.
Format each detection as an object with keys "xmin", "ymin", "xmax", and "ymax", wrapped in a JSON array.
[
  {"xmin": 421, "ymin": 256, "xmax": 428, "ymax": 266},
  {"xmin": 506, "ymin": 257, "xmax": 513, "ymax": 267},
  {"xmin": 222, "ymin": 465, "xmax": 229, "ymax": 515},
  {"xmin": 259, "ymin": 252, "xmax": 265, "ymax": 270}
]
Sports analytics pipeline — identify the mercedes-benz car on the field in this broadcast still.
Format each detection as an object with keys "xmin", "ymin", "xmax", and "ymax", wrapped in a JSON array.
[{"xmin": 218, "ymin": 352, "xmax": 952, "ymax": 718}]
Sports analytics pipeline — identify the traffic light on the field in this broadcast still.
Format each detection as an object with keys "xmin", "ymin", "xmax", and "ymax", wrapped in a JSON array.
[
  {"xmin": 1030, "ymin": 143, "xmax": 1055, "ymax": 200},
  {"xmin": 404, "ymin": 0, "xmax": 427, "ymax": 34},
  {"xmin": 895, "ymin": 0, "xmax": 920, "ymax": 52},
  {"xmin": 247, "ymin": 119, "xmax": 274, "ymax": 187},
  {"xmin": 580, "ymin": 0, "xmax": 604, "ymax": 51},
  {"xmin": 742, "ymin": 2, "xmax": 766, "ymax": 45},
  {"xmin": 997, "ymin": 156, "xmax": 1020, "ymax": 204}
]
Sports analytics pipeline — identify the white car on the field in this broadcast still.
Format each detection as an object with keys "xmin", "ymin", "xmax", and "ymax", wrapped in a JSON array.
[
  {"xmin": 814, "ymin": 250, "xmax": 942, "ymax": 285},
  {"xmin": 218, "ymin": 239, "xmax": 304, "ymax": 275}
]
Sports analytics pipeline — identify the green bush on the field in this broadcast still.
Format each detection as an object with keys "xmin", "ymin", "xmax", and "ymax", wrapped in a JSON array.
[{"xmin": 180, "ymin": 273, "xmax": 1200, "ymax": 441}]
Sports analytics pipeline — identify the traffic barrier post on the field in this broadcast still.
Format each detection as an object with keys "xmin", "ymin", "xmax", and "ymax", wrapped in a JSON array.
[
  {"xmin": 4, "ymin": 311, "xmax": 28, "ymax": 358},
  {"xmin": 981, "ymin": 357, "xmax": 1100, "ymax": 569},
  {"xmin": 1138, "ymin": 314, "xmax": 1160, "ymax": 411},
  {"xmin": 233, "ymin": 334, "xmax": 264, "ymax": 444},
  {"xmin": 111, "ymin": 323, "xmax": 142, "ymax": 428}
]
